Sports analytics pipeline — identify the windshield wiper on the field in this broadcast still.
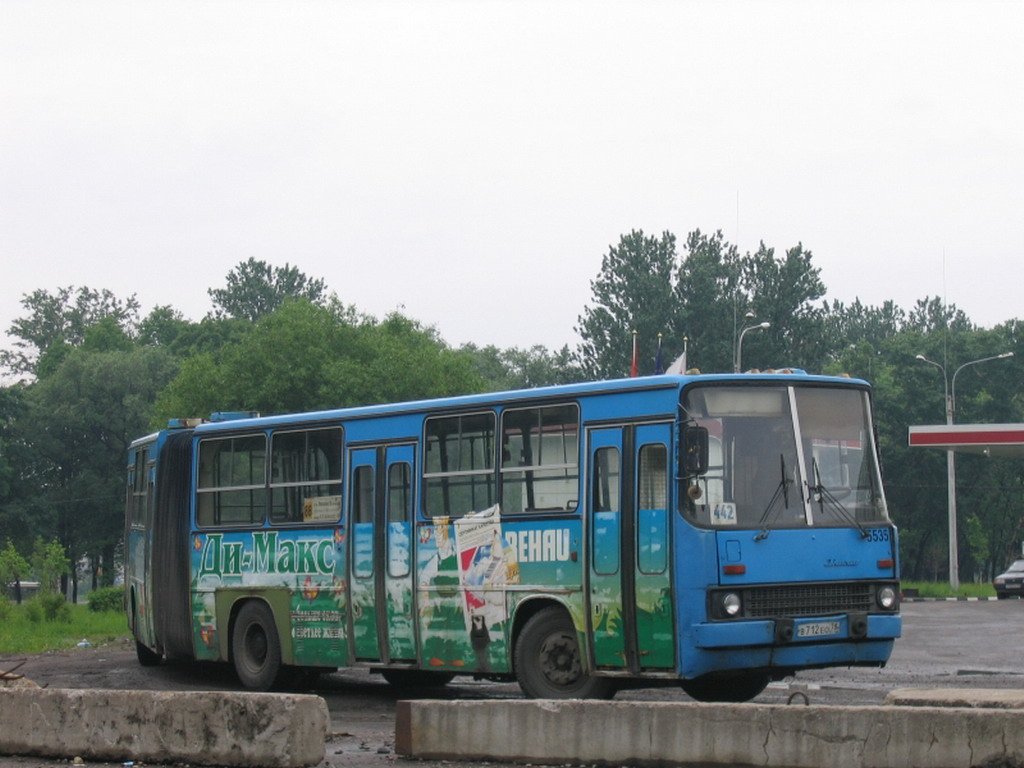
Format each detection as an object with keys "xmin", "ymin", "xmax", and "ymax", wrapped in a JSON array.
[
  {"xmin": 754, "ymin": 454, "xmax": 792, "ymax": 541},
  {"xmin": 809, "ymin": 458, "xmax": 869, "ymax": 539}
]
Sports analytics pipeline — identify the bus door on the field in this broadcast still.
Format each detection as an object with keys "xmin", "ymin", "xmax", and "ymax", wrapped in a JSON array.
[
  {"xmin": 587, "ymin": 422, "xmax": 674, "ymax": 672},
  {"xmin": 348, "ymin": 444, "xmax": 418, "ymax": 663}
]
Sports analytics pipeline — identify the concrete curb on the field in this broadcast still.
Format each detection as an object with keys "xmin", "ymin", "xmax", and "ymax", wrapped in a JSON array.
[
  {"xmin": 887, "ymin": 688, "xmax": 1024, "ymax": 709},
  {"xmin": 0, "ymin": 688, "xmax": 327, "ymax": 768},
  {"xmin": 396, "ymin": 699, "xmax": 1024, "ymax": 768},
  {"xmin": 902, "ymin": 596, "xmax": 1001, "ymax": 602}
]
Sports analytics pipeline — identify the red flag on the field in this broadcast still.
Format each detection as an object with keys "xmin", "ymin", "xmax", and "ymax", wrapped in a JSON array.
[{"xmin": 630, "ymin": 331, "xmax": 639, "ymax": 377}]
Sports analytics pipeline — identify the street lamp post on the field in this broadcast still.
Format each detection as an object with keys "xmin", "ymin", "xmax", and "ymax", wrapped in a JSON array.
[
  {"xmin": 735, "ymin": 321, "xmax": 770, "ymax": 373},
  {"xmin": 915, "ymin": 351, "xmax": 1014, "ymax": 591}
]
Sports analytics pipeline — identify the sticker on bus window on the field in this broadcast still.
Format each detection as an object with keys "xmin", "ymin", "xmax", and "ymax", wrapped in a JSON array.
[
  {"xmin": 303, "ymin": 496, "xmax": 342, "ymax": 522},
  {"xmin": 711, "ymin": 503, "xmax": 737, "ymax": 525}
]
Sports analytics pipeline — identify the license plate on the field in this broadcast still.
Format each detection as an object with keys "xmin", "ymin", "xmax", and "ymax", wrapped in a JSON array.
[
  {"xmin": 1007, "ymin": 583, "xmax": 1021, "ymax": 589},
  {"xmin": 797, "ymin": 621, "xmax": 841, "ymax": 638}
]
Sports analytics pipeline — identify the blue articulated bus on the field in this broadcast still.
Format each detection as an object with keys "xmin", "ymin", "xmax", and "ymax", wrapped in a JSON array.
[{"xmin": 125, "ymin": 371, "xmax": 900, "ymax": 701}]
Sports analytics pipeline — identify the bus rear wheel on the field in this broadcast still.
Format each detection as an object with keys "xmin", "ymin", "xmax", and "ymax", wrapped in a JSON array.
[
  {"xmin": 680, "ymin": 672, "xmax": 770, "ymax": 703},
  {"xmin": 514, "ymin": 607, "xmax": 614, "ymax": 699},
  {"xmin": 232, "ymin": 601, "xmax": 282, "ymax": 691},
  {"xmin": 135, "ymin": 639, "xmax": 162, "ymax": 667}
]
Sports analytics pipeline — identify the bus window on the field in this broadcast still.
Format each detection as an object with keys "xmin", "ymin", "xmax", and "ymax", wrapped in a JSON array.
[
  {"xmin": 196, "ymin": 435, "xmax": 267, "ymax": 527},
  {"xmin": 501, "ymin": 403, "xmax": 579, "ymax": 513},
  {"xmin": 353, "ymin": 464, "xmax": 375, "ymax": 579},
  {"xmin": 424, "ymin": 412, "xmax": 495, "ymax": 517},
  {"xmin": 353, "ymin": 465, "xmax": 374, "ymax": 525},
  {"xmin": 387, "ymin": 462, "xmax": 412, "ymax": 578},
  {"xmin": 637, "ymin": 443, "xmax": 668, "ymax": 574},
  {"xmin": 129, "ymin": 447, "xmax": 149, "ymax": 527},
  {"xmin": 269, "ymin": 428, "xmax": 343, "ymax": 524},
  {"xmin": 592, "ymin": 446, "xmax": 620, "ymax": 575},
  {"xmin": 388, "ymin": 463, "xmax": 411, "ymax": 523}
]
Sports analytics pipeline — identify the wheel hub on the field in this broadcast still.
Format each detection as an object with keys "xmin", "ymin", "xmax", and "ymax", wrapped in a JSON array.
[{"xmin": 539, "ymin": 632, "xmax": 581, "ymax": 685}]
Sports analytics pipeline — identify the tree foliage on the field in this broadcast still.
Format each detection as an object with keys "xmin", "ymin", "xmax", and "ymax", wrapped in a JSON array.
[
  {"xmin": 0, "ymin": 539, "xmax": 31, "ymax": 603},
  {"xmin": 2, "ymin": 286, "xmax": 140, "ymax": 378},
  {"xmin": 576, "ymin": 230, "xmax": 678, "ymax": 379},
  {"xmin": 208, "ymin": 258, "xmax": 328, "ymax": 322},
  {"xmin": 576, "ymin": 229, "xmax": 829, "ymax": 377},
  {"xmin": 154, "ymin": 300, "xmax": 486, "ymax": 422}
]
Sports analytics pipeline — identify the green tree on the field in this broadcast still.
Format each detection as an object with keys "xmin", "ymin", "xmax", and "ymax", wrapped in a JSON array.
[
  {"xmin": 742, "ymin": 242, "xmax": 827, "ymax": 371},
  {"xmin": 462, "ymin": 343, "xmax": 584, "ymax": 390},
  {"xmin": 674, "ymin": 229, "xmax": 743, "ymax": 373},
  {"xmin": 155, "ymin": 300, "xmax": 487, "ymax": 422},
  {"xmin": 0, "ymin": 384, "xmax": 37, "ymax": 555},
  {"xmin": 30, "ymin": 537, "xmax": 69, "ymax": 596},
  {"xmin": 577, "ymin": 228, "xmax": 830, "ymax": 377},
  {"xmin": 208, "ymin": 258, "xmax": 328, "ymax": 323},
  {"xmin": 0, "ymin": 539, "xmax": 31, "ymax": 603},
  {"xmin": 576, "ymin": 230, "xmax": 678, "ymax": 379},
  {"xmin": 1, "ymin": 286, "xmax": 140, "ymax": 378},
  {"xmin": 25, "ymin": 346, "xmax": 177, "ymax": 597}
]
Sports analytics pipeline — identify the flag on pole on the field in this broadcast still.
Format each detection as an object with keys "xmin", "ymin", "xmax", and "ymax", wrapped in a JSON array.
[
  {"xmin": 654, "ymin": 333, "xmax": 664, "ymax": 375},
  {"xmin": 666, "ymin": 336, "xmax": 689, "ymax": 375},
  {"xmin": 630, "ymin": 330, "xmax": 639, "ymax": 377}
]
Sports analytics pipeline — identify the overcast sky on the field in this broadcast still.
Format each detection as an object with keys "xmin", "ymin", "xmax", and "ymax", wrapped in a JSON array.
[{"xmin": 2, "ymin": 0, "xmax": 1022, "ymax": 358}]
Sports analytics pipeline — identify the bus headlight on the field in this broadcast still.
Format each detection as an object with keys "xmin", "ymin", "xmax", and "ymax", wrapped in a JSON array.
[
  {"xmin": 721, "ymin": 592, "xmax": 742, "ymax": 617},
  {"xmin": 877, "ymin": 585, "xmax": 897, "ymax": 610}
]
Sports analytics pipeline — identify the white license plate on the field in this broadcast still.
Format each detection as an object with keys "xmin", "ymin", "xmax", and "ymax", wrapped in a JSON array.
[
  {"xmin": 1007, "ymin": 583, "xmax": 1021, "ymax": 589},
  {"xmin": 797, "ymin": 621, "xmax": 841, "ymax": 638}
]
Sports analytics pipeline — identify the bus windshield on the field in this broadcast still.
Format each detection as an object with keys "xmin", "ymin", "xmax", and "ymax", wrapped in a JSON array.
[{"xmin": 682, "ymin": 384, "xmax": 888, "ymax": 529}]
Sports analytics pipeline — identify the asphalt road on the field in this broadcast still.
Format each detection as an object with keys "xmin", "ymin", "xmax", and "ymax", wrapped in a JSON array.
[{"xmin": 3, "ymin": 599, "xmax": 1023, "ymax": 768}]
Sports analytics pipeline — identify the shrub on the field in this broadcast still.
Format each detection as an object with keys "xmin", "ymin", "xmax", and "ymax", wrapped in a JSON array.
[
  {"xmin": 87, "ymin": 585, "xmax": 124, "ymax": 613},
  {"xmin": 0, "ymin": 595, "xmax": 10, "ymax": 622},
  {"xmin": 32, "ymin": 592, "xmax": 72, "ymax": 623},
  {"xmin": 24, "ymin": 600, "xmax": 42, "ymax": 623}
]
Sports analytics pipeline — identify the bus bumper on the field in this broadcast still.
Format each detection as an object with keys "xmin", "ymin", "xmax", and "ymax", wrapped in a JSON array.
[
  {"xmin": 685, "ymin": 614, "xmax": 900, "ymax": 679},
  {"xmin": 693, "ymin": 613, "xmax": 900, "ymax": 648}
]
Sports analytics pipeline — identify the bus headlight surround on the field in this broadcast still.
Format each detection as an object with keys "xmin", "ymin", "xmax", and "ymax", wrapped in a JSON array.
[
  {"xmin": 721, "ymin": 592, "xmax": 742, "ymax": 617},
  {"xmin": 877, "ymin": 585, "xmax": 897, "ymax": 610}
]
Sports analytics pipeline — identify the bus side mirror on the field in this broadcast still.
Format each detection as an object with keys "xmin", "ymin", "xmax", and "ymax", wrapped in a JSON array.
[{"xmin": 682, "ymin": 426, "xmax": 709, "ymax": 476}]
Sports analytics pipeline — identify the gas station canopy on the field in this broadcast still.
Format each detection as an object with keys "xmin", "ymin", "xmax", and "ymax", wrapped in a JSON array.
[{"xmin": 908, "ymin": 424, "xmax": 1024, "ymax": 458}]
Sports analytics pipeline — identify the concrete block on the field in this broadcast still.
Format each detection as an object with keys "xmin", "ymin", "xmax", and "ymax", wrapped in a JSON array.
[
  {"xmin": 396, "ymin": 699, "xmax": 1024, "ymax": 768},
  {"xmin": 0, "ymin": 688, "xmax": 327, "ymax": 768}
]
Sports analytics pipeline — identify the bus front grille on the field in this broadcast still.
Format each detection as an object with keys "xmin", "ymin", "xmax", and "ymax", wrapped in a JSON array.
[{"xmin": 745, "ymin": 582, "xmax": 874, "ymax": 618}]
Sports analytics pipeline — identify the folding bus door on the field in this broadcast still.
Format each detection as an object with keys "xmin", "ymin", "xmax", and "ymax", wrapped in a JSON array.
[
  {"xmin": 348, "ymin": 444, "xmax": 418, "ymax": 663},
  {"xmin": 587, "ymin": 422, "xmax": 675, "ymax": 672}
]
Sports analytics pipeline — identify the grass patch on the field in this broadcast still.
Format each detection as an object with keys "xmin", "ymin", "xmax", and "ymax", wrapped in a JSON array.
[
  {"xmin": 0, "ymin": 599, "xmax": 128, "ymax": 655},
  {"xmin": 901, "ymin": 580, "xmax": 996, "ymax": 599}
]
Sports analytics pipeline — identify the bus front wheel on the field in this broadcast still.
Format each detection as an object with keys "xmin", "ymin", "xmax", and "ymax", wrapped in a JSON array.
[
  {"xmin": 514, "ymin": 607, "xmax": 614, "ymax": 699},
  {"xmin": 232, "ymin": 601, "xmax": 282, "ymax": 691},
  {"xmin": 680, "ymin": 672, "xmax": 770, "ymax": 703}
]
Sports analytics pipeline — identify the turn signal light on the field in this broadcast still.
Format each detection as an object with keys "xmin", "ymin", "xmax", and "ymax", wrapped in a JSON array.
[
  {"xmin": 722, "ymin": 564, "xmax": 746, "ymax": 575},
  {"xmin": 877, "ymin": 559, "xmax": 894, "ymax": 569}
]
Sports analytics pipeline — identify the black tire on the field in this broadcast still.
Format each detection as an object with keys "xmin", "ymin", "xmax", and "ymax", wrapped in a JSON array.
[
  {"xmin": 514, "ymin": 606, "xmax": 614, "ymax": 699},
  {"xmin": 997, "ymin": 593, "xmax": 1008, "ymax": 600},
  {"xmin": 681, "ymin": 672, "xmax": 770, "ymax": 703},
  {"xmin": 135, "ymin": 638, "xmax": 162, "ymax": 667},
  {"xmin": 232, "ymin": 601, "xmax": 282, "ymax": 691},
  {"xmin": 381, "ymin": 669, "xmax": 456, "ymax": 688}
]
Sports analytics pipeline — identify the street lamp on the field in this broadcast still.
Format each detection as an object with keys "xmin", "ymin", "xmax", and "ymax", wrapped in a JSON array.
[
  {"xmin": 915, "ymin": 351, "xmax": 1015, "ymax": 591},
  {"xmin": 735, "ymin": 320, "xmax": 770, "ymax": 372}
]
